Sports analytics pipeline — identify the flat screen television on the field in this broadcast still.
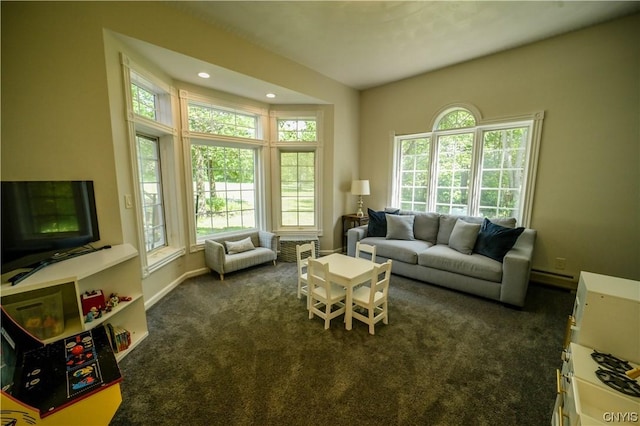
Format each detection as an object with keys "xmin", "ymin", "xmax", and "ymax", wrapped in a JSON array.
[{"xmin": 1, "ymin": 180, "xmax": 100, "ymax": 274}]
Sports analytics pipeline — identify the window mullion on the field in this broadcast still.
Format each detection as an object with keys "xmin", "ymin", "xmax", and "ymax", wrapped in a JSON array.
[
  {"xmin": 427, "ymin": 133, "xmax": 439, "ymax": 212},
  {"xmin": 468, "ymin": 128, "xmax": 483, "ymax": 216}
]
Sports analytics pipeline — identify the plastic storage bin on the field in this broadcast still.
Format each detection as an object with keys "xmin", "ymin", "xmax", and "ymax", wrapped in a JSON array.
[{"xmin": 4, "ymin": 291, "xmax": 65, "ymax": 340}]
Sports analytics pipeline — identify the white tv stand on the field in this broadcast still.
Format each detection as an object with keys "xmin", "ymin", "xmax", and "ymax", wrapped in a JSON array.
[{"xmin": 1, "ymin": 243, "xmax": 148, "ymax": 361}]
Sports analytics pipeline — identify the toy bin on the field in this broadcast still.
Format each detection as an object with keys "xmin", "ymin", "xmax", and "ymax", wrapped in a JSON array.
[{"xmin": 4, "ymin": 291, "xmax": 65, "ymax": 340}]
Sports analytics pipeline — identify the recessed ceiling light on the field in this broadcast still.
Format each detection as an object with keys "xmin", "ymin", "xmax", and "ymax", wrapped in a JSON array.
[
  {"xmin": 198, "ymin": 72, "xmax": 210, "ymax": 79},
  {"xmin": 266, "ymin": 93, "xmax": 276, "ymax": 98}
]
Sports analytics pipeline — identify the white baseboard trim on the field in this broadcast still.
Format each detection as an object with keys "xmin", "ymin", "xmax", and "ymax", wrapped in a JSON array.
[
  {"xmin": 530, "ymin": 269, "xmax": 577, "ymax": 290},
  {"xmin": 144, "ymin": 267, "xmax": 210, "ymax": 311}
]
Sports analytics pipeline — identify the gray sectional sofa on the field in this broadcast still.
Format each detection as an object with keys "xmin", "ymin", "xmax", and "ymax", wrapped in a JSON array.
[{"xmin": 347, "ymin": 210, "xmax": 536, "ymax": 307}]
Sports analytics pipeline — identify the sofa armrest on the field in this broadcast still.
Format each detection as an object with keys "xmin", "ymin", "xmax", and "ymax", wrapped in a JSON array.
[
  {"xmin": 347, "ymin": 225, "xmax": 368, "ymax": 256},
  {"xmin": 258, "ymin": 230, "xmax": 278, "ymax": 254},
  {"xmin": 500, "ymin": 228, "xmax": 536, "ymax": 307},
  {"xmin": 204, "ymin": 239, "xmax": 226, "ymax": 275}
]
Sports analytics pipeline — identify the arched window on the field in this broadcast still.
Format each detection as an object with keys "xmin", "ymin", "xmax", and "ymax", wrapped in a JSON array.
[
  {"xmin": 393, "ymin": 105, "xmax": 543, "ymax": 226},
  {"xmin": 435, "ymin": 108, "xmax": 476, "ymax": 130}
]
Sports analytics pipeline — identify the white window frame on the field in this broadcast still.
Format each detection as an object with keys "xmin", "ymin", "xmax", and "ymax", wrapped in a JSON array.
[
  {"xmin": 180, "ymin": 90, "xmax": 269, "ymax": 251},
  {"xmin": 269, "ymin": 110, "xmax": 323, "ymax": 236},
  {"xmin": 121, "ymin": 54, "xmax": 185, "ymax": 277},
  {"xmin": 184, "ymin": 92, "xmax": 266, "ymax": 141},
  {"xmin": 136, "ymin": 133, "xmax": 167, "ymax": 252},
  {"xmin": 392, "ymin": 105, "xmax": 543, "ymax": 227}
]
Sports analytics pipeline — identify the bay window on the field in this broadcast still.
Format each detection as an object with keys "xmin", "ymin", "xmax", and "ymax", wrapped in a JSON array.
[{"xmin": 181, "ymin": 91, "xmax": 268, "ymax": 246}]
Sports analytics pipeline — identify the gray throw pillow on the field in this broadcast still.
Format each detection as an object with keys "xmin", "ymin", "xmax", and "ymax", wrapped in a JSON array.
[
  {"xmin": 449, "ymin": 219, "xmax": 481, "ymax": 255},
  {"xmin": 436, "ymin": 214, "xmax": 459, "ymax": 245},
  {"xmin": 413, "ymin": 212, "xmax": 440, "ymax": 243},
  {"xmin": 386, "ymin": 214, "xmax": 415, "ymax": 240},
  {"xmin": 225, "ymin": 237, "xmax": 255, "ymax": 254}
]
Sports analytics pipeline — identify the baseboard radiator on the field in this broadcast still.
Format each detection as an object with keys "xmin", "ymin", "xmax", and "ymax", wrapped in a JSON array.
[{"xmin": 530, "ymin": 269, "xmax": 577, "ymax": 291}]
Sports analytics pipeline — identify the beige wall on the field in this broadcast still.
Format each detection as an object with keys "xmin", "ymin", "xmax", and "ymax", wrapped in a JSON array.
[
  {"xmin": 359, "ymin": 14, "xmax": 640, "ymax": 282},
  {"xmin": 1, "ymin": 2, "xmax": 359, "ymax": 303},
  {"xmin": 3, "ymin": 2, "xmax": 637, "ymax": 301}
]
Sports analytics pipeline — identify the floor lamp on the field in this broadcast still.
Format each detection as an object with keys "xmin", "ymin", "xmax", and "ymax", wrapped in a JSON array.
[{"xmin": 351, "ymin": 180, "xmax": 370, "ymax": 217}]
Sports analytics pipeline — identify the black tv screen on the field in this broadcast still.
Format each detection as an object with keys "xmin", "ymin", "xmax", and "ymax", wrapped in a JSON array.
[{"xmin": 1, "ymin": 181, "xmax": 100, "ymax": 273}]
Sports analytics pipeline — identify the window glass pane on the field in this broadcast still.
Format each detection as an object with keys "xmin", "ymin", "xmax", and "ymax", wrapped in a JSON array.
[
  {"xmin": 280, "ymin": 151, "xmax": 315, "ymax": 226},
  {"xmin": 191, "ymin": 144, "xmax": 256, "ymax": 237},
  {"xmin": 479, "ymin": 127, "xmax": 528, "ymax": 219},
  {"xmin": 397, "ymin": 137, "xmax": 430, "ymax": 211},
  {"xmin": 136, "ymin": 134, "xmax": 167, "ymax": 252},
  {"xmin": 436, "ymin": 109, "xmax": 476, "ymax": 130},
  {"xmin": 277, "ymin": 119, "xmax": 317, "ymax": 142},
  {"xmin": 188, "ymin": 105, "xmax": 212, "ymax": 133},
  {"xmin": 131, "ymin": 83, "xmax": 156, "ymax": 120},
  {"xmin": 434, "ymin": 133, "xmax": 473, "ymax": 215},
  {"xmin": 188, "ymin": 104, "xmax": 258, "ymax": 139}
]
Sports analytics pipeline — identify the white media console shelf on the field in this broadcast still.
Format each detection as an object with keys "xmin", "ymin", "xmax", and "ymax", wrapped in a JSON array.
[{"xmin": 0, "ymin": 243, "xmax": 148, "ymax": 361}]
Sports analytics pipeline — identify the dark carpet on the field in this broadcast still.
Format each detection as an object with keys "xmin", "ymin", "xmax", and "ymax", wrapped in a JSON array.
[{"xmin": 109, "ymin": 261, "xmax": 574, "ymax": 426}]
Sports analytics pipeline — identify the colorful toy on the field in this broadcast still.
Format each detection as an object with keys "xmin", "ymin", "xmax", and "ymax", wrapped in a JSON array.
[
  {"xmin": 84, "ymin": 307, "xmax": 101, "ymax": 323},
  {"xmin": 81, "ymin": 290, "xmax": 106, "ymax": 316},
  {"xmin": 105, "ymin": 293, "xmax": 131, "ymax": 312}
]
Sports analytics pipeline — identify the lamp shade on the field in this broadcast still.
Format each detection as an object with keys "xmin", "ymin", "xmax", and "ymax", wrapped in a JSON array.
[{"xmin": 350, "ymin": 180, "xmax": 370, "ymax": 196}]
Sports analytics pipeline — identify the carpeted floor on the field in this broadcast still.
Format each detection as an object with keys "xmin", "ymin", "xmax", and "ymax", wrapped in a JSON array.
[{"xmin": 110, "ymin": 261, "xmax": 574, "ymax": 426}]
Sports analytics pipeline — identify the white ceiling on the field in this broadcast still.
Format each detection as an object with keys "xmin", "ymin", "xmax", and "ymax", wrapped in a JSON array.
[{"xmin": 123, "ymin": 1, "xmax": 640, "ymax": 103}]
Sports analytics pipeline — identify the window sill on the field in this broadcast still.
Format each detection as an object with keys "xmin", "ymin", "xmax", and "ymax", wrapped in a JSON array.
[{"xmin": 143, "ymin": 246, "xmax": 185, "ymax": 277}]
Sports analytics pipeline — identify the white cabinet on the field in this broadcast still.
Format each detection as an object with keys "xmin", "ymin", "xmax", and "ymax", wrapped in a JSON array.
[
  {"xmin": 553, "ymin": 272, "xmax": 640, "ymax": 426},
  {"xmin": 0, "ymin": 244, "xmax": 148, "ymax": 361},
  {"xmin": 570, "ymin": 271, "xmax": 640, "ymax": 364}
]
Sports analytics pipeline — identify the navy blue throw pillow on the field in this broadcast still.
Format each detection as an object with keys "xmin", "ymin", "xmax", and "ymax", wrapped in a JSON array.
[
  {"xmin": 474, "ymin": 218, "xmax": 525, "ymax": 262},
  {"xmin": 367, "ymin": 208, "xmax": 399, "ymax": 237}
]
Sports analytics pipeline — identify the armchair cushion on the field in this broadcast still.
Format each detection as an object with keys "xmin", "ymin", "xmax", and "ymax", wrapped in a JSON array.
[{"xmin": 225, "ymin": 237, "xmax": 255, "ymax": 254}]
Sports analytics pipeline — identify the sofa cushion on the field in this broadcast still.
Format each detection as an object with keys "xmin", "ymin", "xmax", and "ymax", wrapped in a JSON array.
[
  {"xmin": 367, "ymin": 208, "xmax": 399, "ymax": 237},
  {"xmin": 224, "ymin": 247, "xmax": 277, "ymax": 273},
  {"xmin": 386, "ymin": 214, "xmax": 415, "ymax": 240},
  {"xmin": 412, "ymin": 212, "xmax": 440, "ymax": 244},
  {"xmin": 360, "ymin": 237, "xmax": 431, "ymax": 264},
  {"xmin": 436, "ymin": 214, "xmax": 459, "ymax": 245},
  {"xmin": 225, "ymin": 236, "xmax": 255, "ymax": 254},
  {"xmin": 449, "ymin": 219, "xmax": 481, "ymax": 255},
  {"xmin": 474, "ymin": 218, "xmax": 525, "ymax": 262},
  {"xmin": 418, "ymin": 245, "xmax": 503, "ymax": 282}
]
